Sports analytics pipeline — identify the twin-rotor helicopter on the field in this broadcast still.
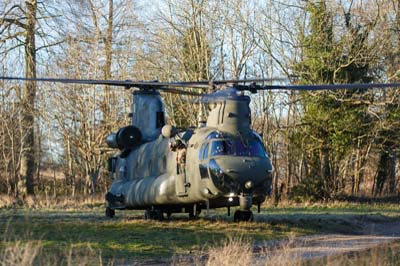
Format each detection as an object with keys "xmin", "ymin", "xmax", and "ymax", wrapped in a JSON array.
[{"xmin": 2, "ymin": 76, "xmax": 400, "ymax": 222}]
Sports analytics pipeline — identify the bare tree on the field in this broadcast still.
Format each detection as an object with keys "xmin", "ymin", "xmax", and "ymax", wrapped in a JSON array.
[
  {"xmin": 44, "ymin": 0, "xmax": 137, "ymax": 195},
  {"xmin": 0, "ymin": 0, "xmax": 38, "ymax": 195}
]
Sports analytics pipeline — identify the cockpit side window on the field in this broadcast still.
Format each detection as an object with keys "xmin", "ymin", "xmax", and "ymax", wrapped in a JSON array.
[
  {"xmin": 198, "ymin": 144, "xmax": 204, "ymax": 160},
  {"xmin": 199, "ymin": 143, "xmax": 210, "ymax": 160},
  {"xmin": 206, "ymin": 131, "xmax": 221, "ymax": 139},
  {"xmin": 203, "ymin": 143, "xmax": 209, "ymax": 159},
  {"xmin": 248, "ymin": 140, "xmax": 268, "ymax": 157}
]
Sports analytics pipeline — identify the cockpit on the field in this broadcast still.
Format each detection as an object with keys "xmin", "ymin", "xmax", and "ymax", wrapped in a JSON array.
[
  {"xmin": 197, "ymin": 131, "xmax": 272, "ymax": 195},
  {"xmin": 198, "ymin": 131, "xmax": 268, "ymax": 160},
  {"xmin": 210, "ymin": 140, "xmax": 267, "ymax": 157}
]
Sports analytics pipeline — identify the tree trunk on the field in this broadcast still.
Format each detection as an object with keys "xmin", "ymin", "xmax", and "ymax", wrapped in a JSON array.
[
  {"xmin": 374, "ymin": 146, "xmax": 396, "ymax": 196},
  {"xmin": 104, "ymin": 0, "xmax": 113, "ymax": 120},
  {"xmin": 388, "ymin": 148, "xmax": 396, "ymax": 194},
  {"xmin": 273, "ymin": 172, "xmax": 279, "ymax": 205},
  {"xmin": 285, "ymin": 123, "xmax": 291, "ymax": 198},
  {"xmin": 320, "ymin": 142, "xmax": 331, "ymax": 198},
  {"xmin": 374, "ymin": 150, "xmax": 388, "ymax": 196},
  {"xmin": 20, "ymin": 0, "xmax": 37, "ymax": 195}
]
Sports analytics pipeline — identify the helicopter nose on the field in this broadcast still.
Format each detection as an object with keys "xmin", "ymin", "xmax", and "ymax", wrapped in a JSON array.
[{"xmin": 209, "ymin": 156, "xmax": 272, "ymax": 192}]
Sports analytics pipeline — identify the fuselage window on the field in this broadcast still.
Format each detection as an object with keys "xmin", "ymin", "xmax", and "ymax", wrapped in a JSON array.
[
  {"xmin": 163, "ymin": 155, "xmax": 167, "ymax": 170},
  {"xmin": 156, "ymin": 111, "xmax": 165, "ymax": 128},
  {"xmin": 211, "ymin": 140, "xmax": 234, "ymax": 156},
  {"xmin": 148, "ymin": 159, "xmax": 152, "ymax": 175}
]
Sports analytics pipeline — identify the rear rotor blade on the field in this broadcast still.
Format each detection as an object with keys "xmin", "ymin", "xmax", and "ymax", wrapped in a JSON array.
[
  {"xmin": 0, "ymin": 76, "xmax": 211, "ymax": 89},
  {"xmin": 0, "ymin": 76, "xmax": 286, "ymax": 89},
  {"xmin": 0, "ymin": 76, "xmax": 205, "ymax": 95},
  {"xmin": 155, "ymin": 87, "xmax": 203, "ymax": 96}
]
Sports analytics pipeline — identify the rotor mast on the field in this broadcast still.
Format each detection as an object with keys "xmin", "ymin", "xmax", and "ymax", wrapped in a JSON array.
[
  {"xmin": 131, "ymin": 89, "xmax": 165, "ymax": 142},
  {"xmin": 205, "ymin": 87, "xmax": 252, "ymax": 137}
]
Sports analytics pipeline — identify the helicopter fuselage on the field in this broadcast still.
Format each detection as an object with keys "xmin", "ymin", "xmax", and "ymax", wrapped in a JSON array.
[
  {"xmin": 106, "ymin": 88, "xmax": 273, "ymax": 219},
  {"xmin": 108, "ymin": 127, "xmax": 272, "ymax": 211}
]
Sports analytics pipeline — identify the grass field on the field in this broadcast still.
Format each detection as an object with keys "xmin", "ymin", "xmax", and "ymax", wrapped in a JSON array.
[{"xmin": 1, "ymin": 197, "xmax": 400, "ymax": 265}]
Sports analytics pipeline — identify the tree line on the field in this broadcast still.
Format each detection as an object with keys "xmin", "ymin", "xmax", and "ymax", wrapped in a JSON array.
[{"xmin": 1, "ymin": 0, "xmax": 400, "ymax": 201}]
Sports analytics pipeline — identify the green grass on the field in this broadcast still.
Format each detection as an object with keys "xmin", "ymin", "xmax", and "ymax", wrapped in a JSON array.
[
  {"xmin": 1, "ymin": 201, "xmax": 400, "ymax": 264},
  {"xmin": 0, "ymin": 209, "xmax": 308, "ymax": 261}
]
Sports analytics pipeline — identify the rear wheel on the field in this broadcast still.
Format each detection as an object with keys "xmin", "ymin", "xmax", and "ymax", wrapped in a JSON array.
[
  {"xmin": 188, "ymin": 206, "xmax": 201, "ymax": 219},
  {"xmin": 105, "ymin": 207, "xmax": 115, "ymax": 218},
  {"xmin": 144, "ymin": 210, "xmax": 164, "ymax": 221},
  {"xmin": 233, "ymin": 210, "xmax": 253, "ymax": 222}
]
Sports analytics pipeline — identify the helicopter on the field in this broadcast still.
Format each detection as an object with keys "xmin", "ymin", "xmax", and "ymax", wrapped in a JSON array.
[{"xmin": 2, "ymin": 76, "xmax": 400, "ymax": 222}]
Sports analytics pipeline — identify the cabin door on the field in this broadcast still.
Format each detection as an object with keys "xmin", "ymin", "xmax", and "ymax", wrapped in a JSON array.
[
  {"xmin": 175, "ymin": 145, "xmax": 188, "ymax": 196},
  {"xmin": 175, "ymin": 173, "xmax": 187, "ymax": 197}
]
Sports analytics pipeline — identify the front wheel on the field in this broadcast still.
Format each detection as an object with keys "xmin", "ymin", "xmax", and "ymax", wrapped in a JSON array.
[{"xmin": 233, "ymin": 210, "xmax": 253, "ymax": 222}]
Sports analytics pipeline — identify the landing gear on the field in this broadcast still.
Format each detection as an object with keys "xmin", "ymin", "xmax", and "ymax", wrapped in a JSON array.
[
  {"xmin": 233, "ymin": 210, "xmax": 253, "ymax": 222},
  {"xmin": 144, "ymin": 209, "xmax": 164, "ymax": 221},
  {"xmin": 188, "ymin": 205, "xmax": 201, "ymax": 219},
  {"xmin": 188, "ymin": 209, "xmax": 201, "ymax": 219},
  {"xmin": 234, "ymin": 193, "xmax": 254, "ymax": 222},
  {"xmin": 105, "ymin": 207, "xmax": 115, "ymax": 218}
]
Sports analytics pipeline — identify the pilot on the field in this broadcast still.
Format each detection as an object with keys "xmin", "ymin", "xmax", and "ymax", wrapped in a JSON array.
[{"xmin": 169, "ymin": 139, "xmax": 187, "ymax": 174}]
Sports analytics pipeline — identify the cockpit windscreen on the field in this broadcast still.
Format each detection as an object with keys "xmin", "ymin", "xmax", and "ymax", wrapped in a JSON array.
[{"xmin": 210, "ymin": 139, "xmax": 267, "ymax": 157}]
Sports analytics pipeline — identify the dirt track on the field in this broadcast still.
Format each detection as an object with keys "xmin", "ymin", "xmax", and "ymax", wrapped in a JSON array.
[
  {"xmin": 169, "ymin": 221, "xmax": 400, "ymax": 266},
  {"xmin": 103, "ymin": 217, "xmax": 399, "ymax": 266},
  {"xmin": 252, "ymin": 221, "xmax": 400, "ymax": 264}
]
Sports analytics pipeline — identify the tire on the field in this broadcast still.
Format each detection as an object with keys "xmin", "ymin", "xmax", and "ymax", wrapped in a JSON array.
[
  {"xmin": 234, "ymin": 210, "xmax": 253, "ymax": 222},
  {"xmin": 154, "ymin": 210, "xmax": 164, "ymax": 221},
  {"xmin": 144, "ymin": 210, "xmax": 150, "ymax": 220},
  {"xmin": 105, "ymin": 207, "xmax": 115, "ymax": 218},
  {"xmin": 188, "ymin": 206, "xmax": 201, "ymax": 219},
  {"xmin": 144, "ymin": 210, "xmax": 164, "ymax": 221}
]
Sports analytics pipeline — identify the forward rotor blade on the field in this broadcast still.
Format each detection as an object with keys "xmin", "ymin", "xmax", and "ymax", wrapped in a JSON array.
[
  {"xmin": 197, "ymin": 82, "xmax": 400, "ymax": 103},
  {"xmin": 262, "ymin": 83, "xmax": 400, "ymax": 91}
]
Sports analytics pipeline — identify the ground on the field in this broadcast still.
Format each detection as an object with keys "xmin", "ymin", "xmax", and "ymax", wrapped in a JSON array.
[{"xmin": 0, "ymin": 198, "xmax": 400, "ymax": 265}]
